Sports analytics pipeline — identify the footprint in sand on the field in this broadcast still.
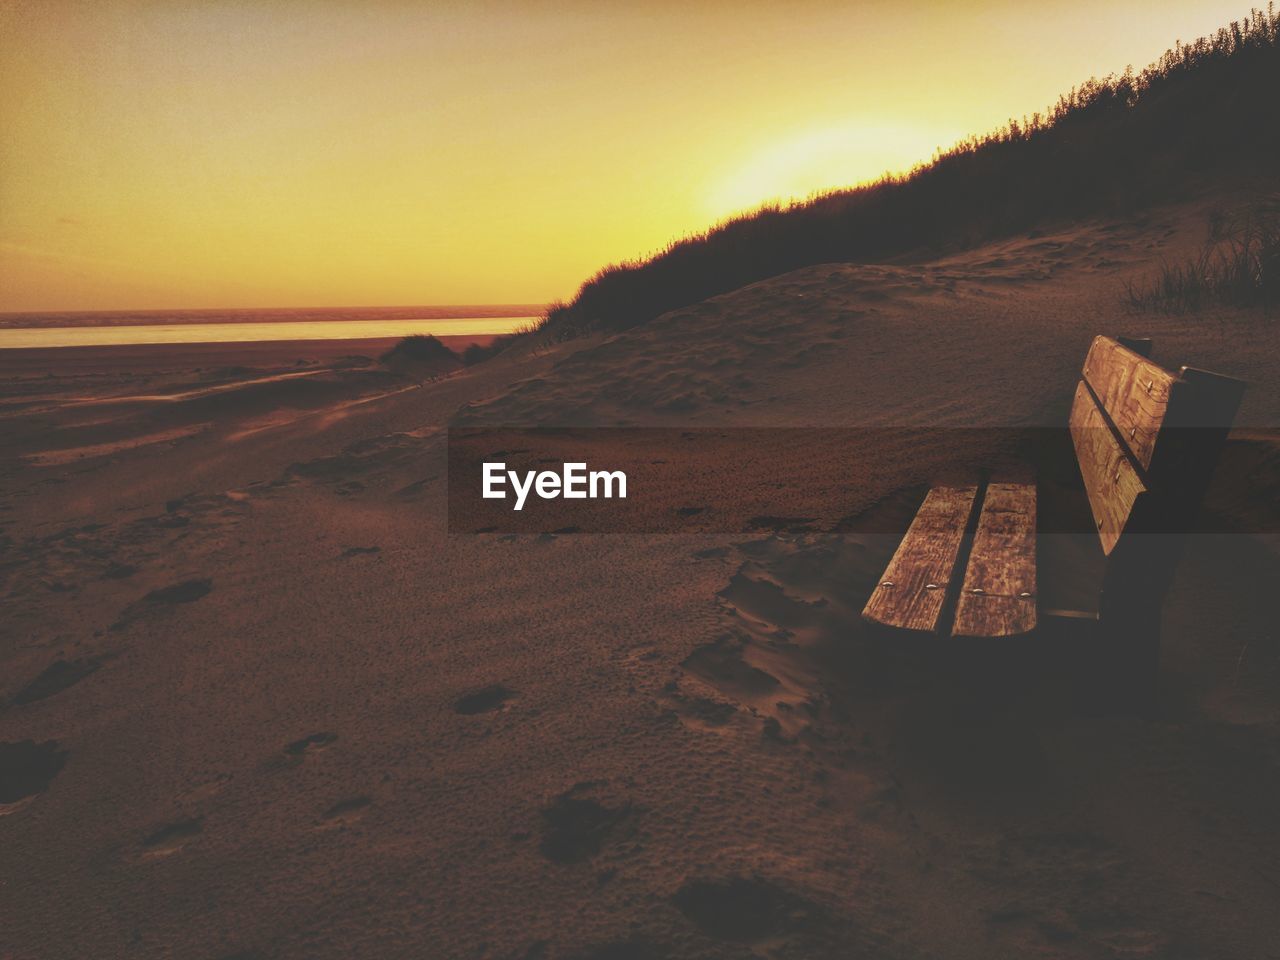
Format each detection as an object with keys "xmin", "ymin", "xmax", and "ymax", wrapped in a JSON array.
[
  {"xmin": 339, "ymin": 545, "xmax": 380, "ymax": 558},
  {"xmin": 718, "ymin": 572, "xmax": 828, "ymax": 632},
  {"xmin": 319, "ymin": 795, "xmax": 371, "ymax": 827},
  {"xmin": 10, "ymin": 657, "xmax": 102, "ymax": 706},
  {"xmin": 539, "ymin": 782, "xmax": 635, "ymax": 865},
  {"xmin": 0, "ymin": 740, "xmax": 68, "ymax": 815},
  {"xmin": 673, "ymin": 877, "xmax": 824, "ymax": 944},
  {"xmin": 690, "ymin": 546, "xmax": 729, "ymax": 560},
  {"xmin": 111, "ymin": 578, "xmax": 212, "ymax": 630},
  {"xmin": 176, "ymin": 773, "xmax": 232, "ymax": 805},
  {"xmin": 260, "ymin": 732, "xmax": 338, "ymax": 772},
  {"xmin": 454, "ymin": 684, "xmax": 515, "ymax": 716},
  {"xmin": 743, "ymin": 515, "xmax": 817, "ymax": 533},
  {"xmin": 659, "ymin": 683, "xmax": 737, "ymax": 732},
  {"xmin": 682, "ymin": 641, "xmax": 781, "ymax": 700},
  {"xmin": 284, "ymin": 732, "xmax": 339, "ymax": 757},
  {"xmin": 140, "ymin": 818, "xmax": 202, "ymax": 858},
  {"xmin": 393, "ymin": 475, "xmax": 437, "ymax": 499}
]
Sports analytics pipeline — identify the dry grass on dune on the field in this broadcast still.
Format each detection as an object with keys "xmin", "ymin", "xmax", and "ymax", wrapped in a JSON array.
[
  {"xmin": 1126, "ymin": 200, "xmax": 1280, "ymax": 314},
  {"xmin": 513, "ymin": 8, "xmax": 1280, "ymax": 345}
]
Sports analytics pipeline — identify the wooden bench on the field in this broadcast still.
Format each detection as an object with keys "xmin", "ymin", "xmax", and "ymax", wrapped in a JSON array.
[{"xmin": 862, "ymin": 335, "xmax": 1245, "ymax": 690}]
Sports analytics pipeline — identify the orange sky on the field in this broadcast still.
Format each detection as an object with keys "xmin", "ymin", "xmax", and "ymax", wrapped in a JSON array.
[{"xmin": 0, "ymin": 0, "xmax": 1251, "ymax": 311}]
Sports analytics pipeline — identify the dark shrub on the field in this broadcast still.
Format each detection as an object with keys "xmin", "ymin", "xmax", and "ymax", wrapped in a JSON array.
[{"xmin": 379, "ymin": 334, "xmax": 456, "ymax": 364}]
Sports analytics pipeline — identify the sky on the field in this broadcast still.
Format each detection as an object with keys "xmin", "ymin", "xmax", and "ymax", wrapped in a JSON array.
[{"xmin": 0, "ymin": 0, "xmax": 1254, "ymax": 312}]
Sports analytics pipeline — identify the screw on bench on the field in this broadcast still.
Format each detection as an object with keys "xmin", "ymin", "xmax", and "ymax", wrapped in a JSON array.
[
  {"xmin": 970, "ymin": 588, "xmax": 985, "ymax": 594},
  {"xmin": 925, "ymin": 583, "xmax": 939, "ymax": 590},
  {"xmin": 880, "ymin": 581, "xmax": 894, "ymax": 587}
]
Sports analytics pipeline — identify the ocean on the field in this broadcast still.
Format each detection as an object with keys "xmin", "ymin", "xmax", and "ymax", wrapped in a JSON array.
[{"xmin": 0, "ymin": 305, "xmax": 542, "ymax": 348}]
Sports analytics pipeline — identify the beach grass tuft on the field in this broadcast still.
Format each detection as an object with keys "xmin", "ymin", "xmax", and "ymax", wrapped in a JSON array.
[{"xmin": 1126, "ymin": 203, "xmax": 1279, "ymax": 314}]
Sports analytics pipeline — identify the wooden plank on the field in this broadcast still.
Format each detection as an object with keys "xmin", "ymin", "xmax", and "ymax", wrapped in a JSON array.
[
  {"xmin": 862, "ymin": 485, "xmax": 979, "ymax": 634},
  {"xmin": 951, "ymin": 482, "xmax": 1037, "ymax": 638},
  {"xmin": 1069, "ymin": 381, "xmax": 1148, "ymax": 555},
  {"xmin": 1081, "ymin": 335, "xmax": 1177, "ymax": 472}
]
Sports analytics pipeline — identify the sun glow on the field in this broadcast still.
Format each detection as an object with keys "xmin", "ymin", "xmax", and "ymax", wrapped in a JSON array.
[
  {"xmin": 0, "ymin": 0, "xmax": 1252, "ymax": 311},
  {"xmin": 706, "ymin": 122, "xmax": 963, "ymax": 221}
]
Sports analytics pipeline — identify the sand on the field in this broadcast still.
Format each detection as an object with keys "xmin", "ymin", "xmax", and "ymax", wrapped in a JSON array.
[
  {"xmin": 2, "ymin": 197, "xmax": 1278, "ymax": 959},
  {"xmin": 0, "ymin": 334, "xmax": 497, "ymax": 377}
]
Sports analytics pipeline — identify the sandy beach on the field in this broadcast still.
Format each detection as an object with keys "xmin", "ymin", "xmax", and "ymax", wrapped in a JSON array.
[
  {"xmin": 0, "ymin": 334, "xmax": 498, "ymax": 377},
  {"xmin": 3, "ymin": 195, "xmax": 1278, "ymax": 959}
]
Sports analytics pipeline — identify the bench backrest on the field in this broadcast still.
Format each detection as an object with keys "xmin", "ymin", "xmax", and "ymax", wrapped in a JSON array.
[{"xmin": 1069, "ymin": 335, "xmax": 1245, "ymax": 561}]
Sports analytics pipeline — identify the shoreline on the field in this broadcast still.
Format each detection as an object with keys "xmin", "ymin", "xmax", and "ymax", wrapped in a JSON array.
[
  {"xmin": 0, "ymin": 320, "xmax": 531, "ymax": 350},
  {"xmin": 0, "ymin": 304, "xmax": 547, "ymax": 328}
]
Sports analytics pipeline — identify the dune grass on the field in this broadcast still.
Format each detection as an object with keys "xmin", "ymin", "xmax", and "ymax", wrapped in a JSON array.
[
  {"xmin": 490, "ymin": 7, "xmax": 1277, "ymax": 348},
  {"xmin": 1126, "ymin": 203, "xmax": 1279, "ymax": 313}
]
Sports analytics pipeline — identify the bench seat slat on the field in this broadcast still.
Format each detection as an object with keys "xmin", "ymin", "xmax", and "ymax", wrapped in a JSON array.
[
  {"xmin": 862, "ymin": 485, "xmax": 979, "ymax": 634},
  {"xmin": 952, "ymin": 482, "xmax": 1037, "ymax": 638}
]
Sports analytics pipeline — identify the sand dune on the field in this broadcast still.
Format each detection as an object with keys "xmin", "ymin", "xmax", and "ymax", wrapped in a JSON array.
[{"xmin": 2, "ymin": 198, "xmax": 1279, "ymax": 959}]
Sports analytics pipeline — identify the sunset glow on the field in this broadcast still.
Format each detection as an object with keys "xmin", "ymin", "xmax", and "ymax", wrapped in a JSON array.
[{"xmin": 0, "ymin": 0, "xmax": 1251, "ymax": 311}]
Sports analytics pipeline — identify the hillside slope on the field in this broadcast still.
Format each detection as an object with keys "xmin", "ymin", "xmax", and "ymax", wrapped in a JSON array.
[{"xmin": 533, "ymin": 9, "xmax": 1280, "ymax": 342}]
